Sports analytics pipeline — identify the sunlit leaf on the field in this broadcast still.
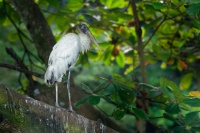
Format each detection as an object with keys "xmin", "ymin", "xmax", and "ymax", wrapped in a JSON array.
[
  {"xmin": 189, "ymin": 91, "xmax": 200, "ymax": 98},
  {"xmin": 180, "ymin": 73, "xmax": 193, "ymax": 90},
  {"xmin": 89, "ymin": 95, "xmax": 100, "ymax": 105},
  {"xmin": 116, "ymin": 51, "xmax": 125, "ymax": 68},
  {"xmin": 124, "ymin": 66, "xmax": 133, "ymax": 75},
  {"xmin": 131, "ymin": 108, "xmax": 149, "ymax": 120},
  {"xmin": 113, "ymin": 109, "xmax": 126, "ymax": 120},
  {"xmin": 66, "ymin": 0, "xmax": 83, "ymax": 11},
  {"xmin": 100, "ymin": 0, "xmax": 126, "ymax": 9},
  {"xmin": 160, "ymin": 62, "xmax": 167, "ymax": 69}
]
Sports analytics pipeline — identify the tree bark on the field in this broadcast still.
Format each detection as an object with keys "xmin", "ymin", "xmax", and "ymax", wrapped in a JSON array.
[
  {"xmin": 0, "ymin": 83, "xmax": 118, "ymax": 133},
  {"xmin": 130, "ymin": 0, "xmax": 149, "ymax": 133}
]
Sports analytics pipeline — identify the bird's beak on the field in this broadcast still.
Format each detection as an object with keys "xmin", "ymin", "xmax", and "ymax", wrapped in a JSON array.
[{"xmin": 86, "ymin": 31, "xmax": 100, "ymax": 50}]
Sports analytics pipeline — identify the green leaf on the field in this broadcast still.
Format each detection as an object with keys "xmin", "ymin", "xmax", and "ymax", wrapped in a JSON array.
[
  {"xmin": 113, "ymin": 109, "xmax": 126, "ymax": 120},
  {"xmin": 112, "ymin": 74, "xmax": 135, "ymax": 89},
  {"xmin": 192, "ymin": 20, "xmax": 200, "ymax": 29},
  {"xmin": 118, "ymin": 89, "xmax": 135, "ymax": 105},
  {"xmin": 145, "ymin": 17, "xmax": 162, "ymax": 29},
  {"xmin": 180, "ymin": 73, "xmax": 193, "ymax": 90},
  {"xmin": 139, "ymin": 83, "xmax": 156, "ymax": 90},
  {"xmin": 102, "ymin": 47, "xmax": 112, "ymax": 65},
  {"xmin": 89, "ymin": 95, "xmax": 100, "ymax": 105},
  {"xmin": 116, "ymin": 51, "xmax": 125, "ymax": 68},
  {"xmin": 165, "ymin": 103, "xmax": 180, "ymax": 114},
  {"xmin": 151, "ymin": 2, "xmax": 167, "ymax": 10},
  {"xmin": 172, "ymin": 126, "xmax": 185, "ymax": 133},
  {"xmin": 96, "ymin": 83, "xmax": 115, "ymax": 96},
  {"xmin": 182, "ymin": 98, "xmax": 200, "ymax": 107},
  {"xmin": 160, "ymin": 77, "xmax": 179, "ymax": 90},
  {"xmin": 81, "ymin": 83, "xmax": 93, "ymax": 94},
  {"xmin": 8, "ymin": 33, "xmax": 18, "ymax": 42},
  {"xmin": 186, "ymin": 3, "xmax": 200, "ymax": 16},
  {"xmin": 66, "ymin": 0, "xmax": 83, "ymax": 11},
  {"xmin": 100, "ymin": 0, "xmax": 126, "ymax": 9},
  {"xmin": 163, "ymin": 113, "xmax": 180, "ymax": 124},
  {"xmin": 185, "ymin": 111, "xmax": 199, "ymax": 125},
  {"xmin": 192, "ymin": 127, "xmax": 200, "ymax": 132},
  {"xmin": 47, "ymin": 0, "xmax": 59, "ymax": 7},
  {"xmin": 160, "ymin": 86, "xmax": 175, "ymax": 101},
  {"xmin": 47, "ymin": 14, "xmax": 56, "ymax": 25},
  {"xmin": 75, "ymin": 97, "xmax": 89, "ymax": 108},
  {"xmin": 87, "ymin": 51, "xmax": 98, "ymax": 59},
  {"xmin": 131, "ymin": 108, "xmax": 149, "ymax": 120}
]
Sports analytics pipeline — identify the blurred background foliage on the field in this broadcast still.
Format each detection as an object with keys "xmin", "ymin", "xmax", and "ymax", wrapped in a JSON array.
[{"xmin": 1, "ymin": 0, "xmax": 200, "ymax": 132}]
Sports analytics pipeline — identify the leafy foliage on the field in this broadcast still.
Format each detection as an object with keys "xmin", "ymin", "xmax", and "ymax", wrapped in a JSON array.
[{"xmin": 77, "ymin": 75, "xmax": 200, "ymax": 132}]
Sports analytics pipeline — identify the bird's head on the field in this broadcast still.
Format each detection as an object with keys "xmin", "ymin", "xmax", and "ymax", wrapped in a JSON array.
[{"xmin": 77, "ymin": 23, "xmax": 100, "ymax": 50}]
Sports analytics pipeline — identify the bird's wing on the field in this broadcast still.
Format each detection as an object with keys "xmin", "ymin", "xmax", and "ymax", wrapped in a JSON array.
[{"xmin": 44, "ymin": 33, "xmax": 80, "ymax": 84}]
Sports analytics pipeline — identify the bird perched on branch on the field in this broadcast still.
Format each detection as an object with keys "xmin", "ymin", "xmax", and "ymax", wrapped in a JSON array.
[{"xmin": 44, "ymin": 23, "xmax": 100, "ymax": 111}]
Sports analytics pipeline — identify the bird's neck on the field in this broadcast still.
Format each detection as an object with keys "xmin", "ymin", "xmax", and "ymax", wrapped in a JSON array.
[{"xmin": 78, "ymin": 33, "xmax": 91, "ymax": 54}]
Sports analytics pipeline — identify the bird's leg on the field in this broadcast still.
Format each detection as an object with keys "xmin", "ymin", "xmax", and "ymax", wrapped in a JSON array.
[
  {"xmin": 67, "ymin": 70, "xmax": 73, "ymax": 111},
  {"xmin": 55, "ymin": 82, "xmax": 59, "ymax": 107}
]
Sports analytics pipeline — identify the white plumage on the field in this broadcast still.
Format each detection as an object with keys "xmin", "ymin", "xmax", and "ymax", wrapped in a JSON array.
[
  {"xmin": 44, "ymin": 23, "xmax": 99, "ymax": 110},
  {"xmin": 44, "ymin": 33, "xmax": 90, "ymax": 84}
]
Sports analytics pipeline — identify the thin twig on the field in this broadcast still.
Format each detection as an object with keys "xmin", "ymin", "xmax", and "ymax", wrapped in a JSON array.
[{"xmin": 130, "ymin": 0, "xmax": 147, "ymax": 83}]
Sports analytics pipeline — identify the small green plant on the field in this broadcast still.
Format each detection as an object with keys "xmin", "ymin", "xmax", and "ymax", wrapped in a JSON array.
[{"xmin": 76, "ymin": 74, "xmax": 200, "ymax": 132}]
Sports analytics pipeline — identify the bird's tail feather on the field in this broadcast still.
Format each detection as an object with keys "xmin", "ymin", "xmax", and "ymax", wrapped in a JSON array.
[{"xmin": 44, "ymin": 61, "xmax": 67, "ymax": 85}]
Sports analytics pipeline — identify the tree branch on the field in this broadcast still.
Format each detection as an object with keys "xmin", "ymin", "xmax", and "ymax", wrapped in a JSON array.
[
  {"xmin": 0, "ymin": 63, "xmax": 43, "ymax": 78},
  {"xmin": 6, "ymin": 48, "xmax": 34, "ymax": 82},
  {"xmin": 0, "ymin": 83, "xmax": 118, "ymax": 133},
  {"xmin": 130, "ymin": 1, "xmax": 149, "ymax": 133},
  {"xmin": 130, "ymin": 0, "xmax": 147, "ymax": 83}
]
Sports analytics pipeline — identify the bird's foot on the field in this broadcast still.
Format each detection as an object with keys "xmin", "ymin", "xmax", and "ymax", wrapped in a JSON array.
[
  {"xmin": 68, "ymin": 107, "xmax": 76, "ymax": 113},
  {"xmin": 55, "ymin": 102, "xmax": 60, "ymax": 107}
]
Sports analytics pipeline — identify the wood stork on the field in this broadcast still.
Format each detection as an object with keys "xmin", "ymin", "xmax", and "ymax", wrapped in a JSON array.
[{"xmin": 44, "ymin": 23, "xmax": 99, "ymax": 111}]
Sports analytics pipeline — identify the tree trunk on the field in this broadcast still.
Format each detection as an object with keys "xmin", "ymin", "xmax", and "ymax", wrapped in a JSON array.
[
  {"xmin": 8, "ymin": 0, "xmax": 56, "ymax": 63},
  {"xmin": 0, "ymin": 83, "xmax": 118, "ymax": 133}
]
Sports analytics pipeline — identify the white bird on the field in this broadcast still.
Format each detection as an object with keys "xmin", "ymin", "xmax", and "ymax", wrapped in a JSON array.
[{"xmin": 44, "ymin": 23, "xmax": 99, "ymax": 111}]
